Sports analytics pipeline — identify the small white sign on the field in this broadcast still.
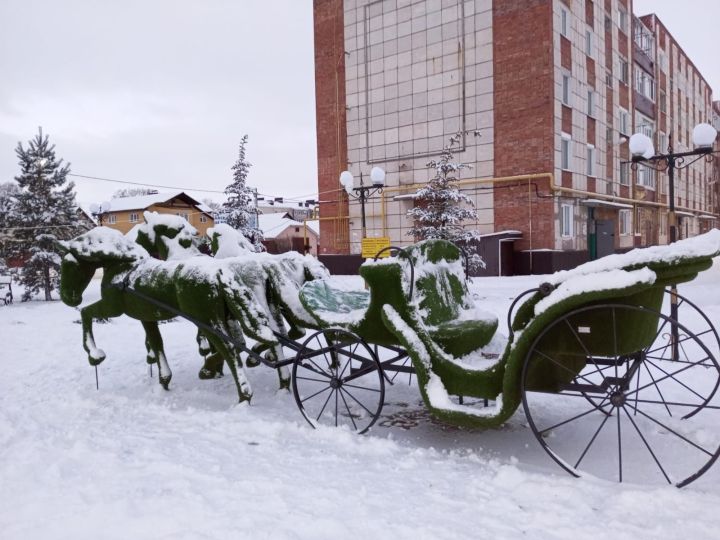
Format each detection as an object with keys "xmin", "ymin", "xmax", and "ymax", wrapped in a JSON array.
[{"xmin": 578, "ymin": 326, "xmax": 591, "ymax": 334}]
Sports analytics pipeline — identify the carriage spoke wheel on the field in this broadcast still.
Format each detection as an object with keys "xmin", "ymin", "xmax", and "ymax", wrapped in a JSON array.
[
  {"xmin": 521, "ymin": 304, "xmax": 720, "ymax": 487},
  {"xmin": 292, "ymin": 328, "xmax": 385, "ymax": 434}
]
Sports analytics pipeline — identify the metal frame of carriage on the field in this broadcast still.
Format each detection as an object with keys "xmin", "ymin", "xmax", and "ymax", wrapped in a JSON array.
[{"xmin": 117, "ymin": 242, "xmax": 720, "ymax": 488}]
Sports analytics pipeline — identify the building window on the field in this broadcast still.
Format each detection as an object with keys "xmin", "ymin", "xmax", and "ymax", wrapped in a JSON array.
[
  {"xmin": 659, "ymin": 90, "xmax": 666, "ymax": 113},
  {"xmin": 658, "ymin": 132, "xmax": 667, "ymax": 155},
  {"xmin": 634, "ymin": 67, "xmax": 655, "ymax": 101},
  {"xmin": 561, "ymin": 134, "xmax": 571, "ymax": 171},
  {"xmin": 107, "ymin": 214, "xmax": 117, "ymax": 224},
  {"xmin": 200, "ymin": 215, "xmax": 208, "ymax": 223},
  {"xmin": 585, "ymin": 30, "xmax": 593, "ymax": 56},
  {"xmin": 619, "ymin": 209, "xmax": 631, "ymax": 235},
  {"xmin": 619, "ymin": 108, "xmax": 629, "ymax": 134},
  {"xmin": 586, "ymin": 145, "xmax": 596, "ymax": 176},
  {"xmin": 562, "ymin": 73, "xmax": 571, "ymax": 106},
  {"xmin": 637, "ymin": 166, "xmax": 655, "ymax": 189},
  {"xmin": 619, "ymin": 7, "xmax": 628, "ymax": 34},
  {"xmin": 129, "ymin": 212, "xmax": 139, "ymax": 223},
  {"xmin": 587, "ymin": 90, "xmax": 595, "ymax": 117},
  {"xmin": 619, "ymin": 57, "xmax": 629, "ymax": 84},
  {"xmin": 561, "ymin": 204, "xmax": 574, "ymax": 237},
  {"xmin": 560, "ymin": 8, "xmax": 569, "ymax": 37},
  {"xmin": 619, "ymin": 162, "xmax": 629, "ymax": 185},
  {"xmin": 635, "ymin": 112, "xmax": 654, "ymax": 139},
  {"xmin": 604, "ymin": 15, "xmax": 611, "ymax": 32}
]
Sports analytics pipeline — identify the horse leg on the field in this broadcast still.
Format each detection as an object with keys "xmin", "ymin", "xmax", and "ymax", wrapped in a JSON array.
[
  {"xmin": 141, "ymin": 321, "xmax": 172, "ymax": 390},
  {"xmin": 80, "ymin": 300, "xmax": 120, "ymax": 365},
  {"xmin": 266, "ymin": 297, "xmax": 291, "ymax": 391},
  {"xmin": 197, "ymin": 330, "xmax": 224, "ymax": 379},
  {"xmin": 205, "ymin": 324, "xmax": 252, "ymax": 403}
]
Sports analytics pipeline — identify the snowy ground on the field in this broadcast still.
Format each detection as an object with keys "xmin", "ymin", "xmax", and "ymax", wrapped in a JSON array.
[{"xmin": 2, "ymin": 265, "xmax": 720, "ymax": 539}]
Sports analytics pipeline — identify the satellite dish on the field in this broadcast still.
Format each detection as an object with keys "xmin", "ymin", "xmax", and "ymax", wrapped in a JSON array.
[
  {"xmin": 89, "ymin": 203, "xmax": 99, "ymax": 214},
  {"xmin": 101, "ymin": 201, "xmax": 112, "ymax": 212}
]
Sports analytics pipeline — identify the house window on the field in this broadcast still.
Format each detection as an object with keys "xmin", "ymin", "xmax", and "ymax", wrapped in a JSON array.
[
  {"xmin": 129, "ymin": 212, "xmax": 139, "ymax": 223},
  {"xmin": 619, "ymin": 162, "xmax": 629, "ymax": 185},
  {"xmin": 560, "ymin": 8, "xmax": 569, "ymax": 37},
  {"xmin": 107, "ymin": 214, "xmax": 117, "ymax": 224},
  {"xmin": 586, "ymin": 145, "xmax": 596, "ymax": 176},
  {"xmin": 619, "ymin": 108, "xmax": 629, "ymax": 134},
  {"xmin": 619, "ymin": 209, "xmax": 631, "ymax": 235},
  {"xmin": 561, "ymin": 204, "xmax": 574, "ymax": 237},
  {"xmin": 619, "ymin": 57, "xmax": 629, "ymax": 84},
  {"xmin": 658, "ymin": 132, "xmax": 667, "ymax": 155},
  {"xmin": 587, "ymin": 90, "xmax": 595, "ymax": 117},
  {"xmin": 585, "ymin": 30, "xmax": 593, "ymax": 56},
  {"xmin": 561, "ymin": 133, "xmax": 571, "ymax": 171},
  {"xmin": 200, "ymin": 215, "xmax": 208, "ymax": 223},
  {"xmin": 619, "ymin": 7, "xmax": 628, "ymax": 34},
  {"xmin": 659, "ymin": 90, "xmax": 666, "ymax": 113},
  {"xmin": 562, "ymin": 73, "xmax": 571, "ymax": 106}
]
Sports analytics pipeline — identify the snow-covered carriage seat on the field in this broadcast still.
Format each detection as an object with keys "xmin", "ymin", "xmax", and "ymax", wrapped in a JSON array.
[{"xmin": 299, "ymin": 239, "xmax": 499, "ymax": 356}]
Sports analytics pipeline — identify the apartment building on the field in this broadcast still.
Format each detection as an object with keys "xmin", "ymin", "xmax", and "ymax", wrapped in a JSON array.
[
  {"xmin": 313, "ymin": 0, "xmax": 717, "ymax": 274},
  {"xmin": 632, "ymin": 14, "xmax": 717, "ymax": 243}
]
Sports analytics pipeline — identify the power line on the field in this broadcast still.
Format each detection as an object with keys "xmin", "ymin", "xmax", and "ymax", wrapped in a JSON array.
[
  {"xmin": 69, "ymin": 172, "xmax": 327, "ymax": 203},
  {"xmin": 68, "ymin": 173, "xmax": 228, "ymax": 194}
]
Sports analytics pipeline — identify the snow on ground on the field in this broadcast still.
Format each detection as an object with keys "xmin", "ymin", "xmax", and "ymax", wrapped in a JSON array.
[{"xmin": 2, "ymin": 265, "xmax": 720, "ymax": 539}]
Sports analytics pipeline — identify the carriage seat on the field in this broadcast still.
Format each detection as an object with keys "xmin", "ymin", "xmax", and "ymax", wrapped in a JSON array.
[
  {"xmin": 299, "ymin": 279, "xmax": 371, "ymax": 327},
  {"xmin": 402, "ymin": 241, "xmax": 498, "ymax": 357}
]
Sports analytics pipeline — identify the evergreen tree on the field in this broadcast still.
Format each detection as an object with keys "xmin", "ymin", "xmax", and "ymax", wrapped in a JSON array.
[
  {"xmin": 407, "ymin": 132, "xmax": 485, "ymax": 270},
  {"xmin": 0, "ymin": 182, "xmax": 20, "ymax": 258},
  {"xmin": 222, "ymin": 135, "xmax": 264, "ymax": 251},
  {"xmin": 9, "ymin": 128, "xmax": 82, "ymax": 301}
]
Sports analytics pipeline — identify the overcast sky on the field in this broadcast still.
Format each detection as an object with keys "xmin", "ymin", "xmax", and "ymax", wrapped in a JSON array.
[{"xmin": 1, "ymin": 1, "xmax": 718, "ymax": 207}]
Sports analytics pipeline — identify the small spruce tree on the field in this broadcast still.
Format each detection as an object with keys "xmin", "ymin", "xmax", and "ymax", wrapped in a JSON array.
[
  {"xmin": 222, "ymin": 135, "xmax": 264, "ymax": 251},
  {"xmin": 407, "ymin": 132, "xmax": 485, "ymax": 271},
  {"xmin": 9, "ymin": 128, "xmax": 82, "ymax": 301}
]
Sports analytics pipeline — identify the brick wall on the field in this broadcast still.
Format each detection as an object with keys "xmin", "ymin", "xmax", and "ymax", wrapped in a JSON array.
[
  {"xmin": 492, "ymin": 0, "xmax": 555, "ymax": 251},
  {"xmin": 314, "ymin": 0, "xmax": 349, "ymax": 254}
]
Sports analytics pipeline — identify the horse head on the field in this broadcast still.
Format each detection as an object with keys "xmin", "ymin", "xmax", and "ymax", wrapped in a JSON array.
[
  {"xmin": 58, "ymin": 228, "xmax": 148, "ymax": 306},
  {"xmin": 128, "ymin": 211, "xmax": 200, "ymax": 260}
]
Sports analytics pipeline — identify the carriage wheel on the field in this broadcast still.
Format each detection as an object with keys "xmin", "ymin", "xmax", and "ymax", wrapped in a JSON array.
[
  {"xmin": 521, "ymin": 304, "xmax": 720, "ymax": 487},
  {"xmin": 292, "ymin": 328, "xmax": 385, "ymax": 434}
]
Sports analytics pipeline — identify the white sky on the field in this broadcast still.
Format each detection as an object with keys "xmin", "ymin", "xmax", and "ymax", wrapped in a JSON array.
[
  {"xmin": 1, "ymin": 1, "xmax": 717, "ymax": 207},
  {"xmin": 0, "ymin": 0, "xmax": 317, "ymax": 206}
]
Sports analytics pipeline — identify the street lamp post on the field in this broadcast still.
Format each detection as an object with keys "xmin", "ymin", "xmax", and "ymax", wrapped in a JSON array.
[
  {"xmin": 339, "ymin": 166, "xmax": 386, "ymax": 239},
  {"xmin": 630, "ymin": 122, "xmax": 719, "ymax": 361}
]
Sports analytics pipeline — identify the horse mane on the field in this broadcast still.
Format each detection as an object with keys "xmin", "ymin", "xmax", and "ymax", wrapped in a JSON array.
[{"xmin": 61, "ymin": 227, "xmax": 149, "ymax": 264}]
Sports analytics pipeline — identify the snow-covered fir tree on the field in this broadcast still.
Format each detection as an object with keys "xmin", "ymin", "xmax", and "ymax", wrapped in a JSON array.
[
  {"xmin": 222, "ymin": 135, "xmax": 264, "ymax": 251},
  {"xmin": 0, "ymin": 182, "xmax": 20, "ymax": 258},
  {"xmin": 8, "ymin": 128, "xmax": 82, "ymax": 301},
  {"xmin": 407, "ymin": 132, "xmax": 485, "ymax": 270}
]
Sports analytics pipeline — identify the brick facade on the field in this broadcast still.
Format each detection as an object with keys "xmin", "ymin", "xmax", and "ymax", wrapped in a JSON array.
[
  {"xmin": 493, "ymin": 0, "xmax": 555, "ymax": 251},
  {"xmin": 313, "ymin": 0, "xmax": 350, "ymax": 254}
]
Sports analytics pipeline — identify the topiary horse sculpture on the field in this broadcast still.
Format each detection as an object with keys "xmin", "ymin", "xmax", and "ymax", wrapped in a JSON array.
[
  {"xmin": 59, "ymin": 228, "xmax": 280, "ymax": 402},
  {"xmin": 60, "ymin": 226, "xmax": 327, "ymax": 401}
]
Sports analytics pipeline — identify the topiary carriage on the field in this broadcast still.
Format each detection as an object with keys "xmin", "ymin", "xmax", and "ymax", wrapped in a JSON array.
[{"xmin": 59, "ymin": 220, "xmax": 720, "ymax": 487}]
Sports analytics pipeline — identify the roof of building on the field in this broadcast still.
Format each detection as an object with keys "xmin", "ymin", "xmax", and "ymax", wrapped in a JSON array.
[
  {"xmin": 105, "ymin": 191, "xmax": 211, "ymax": 216},
  {"xmin": 258, "ymin": 212, "xmax": 318, "ymax": 239}
]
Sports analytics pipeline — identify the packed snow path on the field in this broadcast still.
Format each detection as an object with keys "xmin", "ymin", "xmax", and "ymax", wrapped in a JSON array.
[{"xmin": 2, "ymin": 269, "xmax": 720, "ymax": 539}]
